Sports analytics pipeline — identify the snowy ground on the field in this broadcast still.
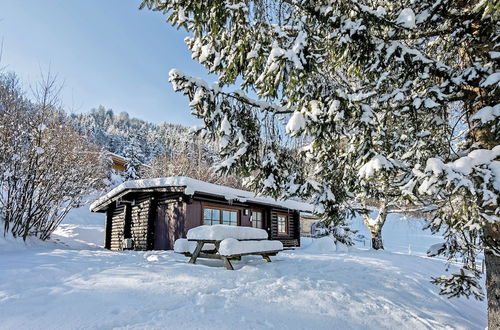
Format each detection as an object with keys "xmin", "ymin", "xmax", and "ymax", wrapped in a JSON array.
[
  {"xmin": 349, "ymin": 213, "xmax": 446, "ymax": 257},
  {"xmin": 0, "ymin": 207, "xmax": 487, "ymax": 330}
]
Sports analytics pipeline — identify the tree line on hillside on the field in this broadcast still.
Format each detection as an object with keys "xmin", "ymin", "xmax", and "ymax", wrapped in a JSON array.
[{"xmin": 70, "ymin": 105, "xmax": 245, "ymax": 187}]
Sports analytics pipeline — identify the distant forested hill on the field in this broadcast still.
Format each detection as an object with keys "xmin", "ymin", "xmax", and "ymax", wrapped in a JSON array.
[
  {"xmin": 70, "ymin": 105, "xmax": 191, "ymax": 164},
  {"xmin": 69, "ymin": 105, "xmax": 242, "ymax": 188}
]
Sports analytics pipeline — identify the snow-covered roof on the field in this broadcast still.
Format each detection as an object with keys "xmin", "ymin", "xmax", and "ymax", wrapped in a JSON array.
[
  {"xmin": 90, "ymin": 176, "xmax": 313, "ymax": 212},
  {"xmin": 106, "ymin": 152, "xmax": 152, "ymax": 169}
]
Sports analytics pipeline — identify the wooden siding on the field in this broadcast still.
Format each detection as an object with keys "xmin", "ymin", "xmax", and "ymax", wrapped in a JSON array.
[
  {"xmin": 154, "ymin": 199, "xmax": 185, "ymax": 250},
  {"xmin": 104, "ymin": 205, "xmax": 113, "ymax": 249},
  {"xmin": 111, "ymin": 162, "xmax": 127, "ymax": 173},
  {"xmin": 146, "ymin": 197, "xmax": 157, "ymax": 250},
  {"xmin": 168, "ymin": 200, "xmax": 185, "ymax": 249},
  {"xmin": 109, "ymin": 204, "xmax": 125, "ymax": 251},
  {"xmin": 269, "ymin": 208, "xmax": 300, "ymax": 247},
  {"xmin": 109, "ymin": 154, "xmax": 127, "ymax": 173},
  {"xmin": 130, "ymin": 198, "xmax": 151, "ymax": 250},
  {"xmin": 185, "ymin": 200, "xmax": 202, "ymax": 231}
]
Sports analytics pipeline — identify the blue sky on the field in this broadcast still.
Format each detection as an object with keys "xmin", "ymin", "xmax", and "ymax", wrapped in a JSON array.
[{"xmin": 0, "ymin": 0, "xmax": 210, "ymax": 126}]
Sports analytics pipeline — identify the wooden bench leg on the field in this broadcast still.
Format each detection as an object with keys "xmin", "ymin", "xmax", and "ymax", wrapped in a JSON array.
[
  {"xmin": 262, "ymin": 255, "xmax": 272, "ymax": 262},
  {"xmin": 189, "ymin": 241, "xmax": 204, "ymax": 264},
  {"xmin": 221, "ymin": 256, "xmax": 234, "ymax": 270}
]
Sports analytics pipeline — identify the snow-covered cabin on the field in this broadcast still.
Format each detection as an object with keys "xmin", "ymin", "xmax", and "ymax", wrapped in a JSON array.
[
  {"xmin": 107, "ymin": 152, "xmax": 151, "ymax": 173},
  {"xmin": 90, "ymin": 176, "xmax": 312, "ymax": 250},
  {"xmin": 108, "ymin": 153, "xmax": 128, "ymax": 172},
  {"xmin": 300, "ymin": 212, "xmax": 320, "ymax": 237}
]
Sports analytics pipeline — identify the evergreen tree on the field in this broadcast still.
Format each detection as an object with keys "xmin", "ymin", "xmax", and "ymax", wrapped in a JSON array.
[
  {"xmin": 141, "ymin": 0, "xmax": 499, "ymax": 325},
  {"xmin": 70, "ymin": 106, "xmax": 187, "ymax": 165},
  {"xmin": 122, "ymin": 132, "xmax": 146, "ymax": 180}
]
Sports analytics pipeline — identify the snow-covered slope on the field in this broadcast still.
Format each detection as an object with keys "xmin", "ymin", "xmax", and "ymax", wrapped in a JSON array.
[
  {"xmin": 0, "ymin": 206, "xmax": 487, "ymax": 329},
  {"xmin": 0, "ymin": 240, "xmax": 485, "ymax": 329},
  {"xmin": 50, "ymin": 206, "xmax": 105, "ymax": 249},
  {"xmin": 62, "ymin": 205, "xmax": 104, "ymax": 226},
  {"xmin": 349, "ymin": 213, "xmax": 445, "ymax": 257}
]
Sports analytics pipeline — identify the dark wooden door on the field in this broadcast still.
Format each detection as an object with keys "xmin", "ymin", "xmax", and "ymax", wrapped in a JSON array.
[{"xmin": 154, "ymin": 204, "xmax": 169, "ymax": 250}]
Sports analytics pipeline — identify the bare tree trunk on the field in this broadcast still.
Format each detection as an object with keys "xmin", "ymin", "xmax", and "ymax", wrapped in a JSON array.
[
  {"xmin": 370, "ymin": 225, "xmax": 384, "ymax": 250},
  {"xmin": 458, "ymin": 8, "xmax": 499, "ymax": 325},
  {"xmin": 362, "ymin": 203, "xmax": 388, "ymax": 250},
  {"xmin": 484, "ymin": 223, "xmax": 500, "ymax": 329}
]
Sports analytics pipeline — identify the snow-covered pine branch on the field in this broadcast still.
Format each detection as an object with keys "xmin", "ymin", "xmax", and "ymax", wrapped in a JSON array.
[{"xmin": 143, "ymin": 1, "xmax": 499, "ymax": 322}]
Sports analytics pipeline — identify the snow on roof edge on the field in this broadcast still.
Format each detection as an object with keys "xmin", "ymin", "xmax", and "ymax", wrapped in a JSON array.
[{"xmin": 90, "ymin": 176, "xmax": 314, "ymax": 213}]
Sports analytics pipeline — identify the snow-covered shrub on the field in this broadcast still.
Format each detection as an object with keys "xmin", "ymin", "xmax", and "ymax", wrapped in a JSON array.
[
  {"xmin": 314, "ymin": 221, "xmax": 357, "ymax": 247},
  {"xmin": 0, "ymin": 72, "xmax": 107, "ymax": 240}
]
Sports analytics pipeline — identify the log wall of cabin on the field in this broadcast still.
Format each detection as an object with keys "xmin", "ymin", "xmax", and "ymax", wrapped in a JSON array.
[
  {"xmin": 185, "ymin": 199, "xmax": 252, "ymax": 229},
  {"xmin": 269, "ymin": 208, "xmax": 300, "ymax": 247},
  {"xmin": 129, "ymin": 193, "xmax": 152, "ymax": 250},
  {"xmin": 185, "ymin": 200, "xmax": 202, "ymax": 231},
  {"xmin": 130, "ymin": 191, "xmax": 182, "ymax": 250},
  {"xmin": 104, "ymin": 205, "xmax": 113, "ymax": 249},
  {"xmin": 292, "ymin": 211, "xmax": 300, "ymax": 247},
  {"xmin": 109, "ymin": 204, "xmax": 125, "ymax": 251}
]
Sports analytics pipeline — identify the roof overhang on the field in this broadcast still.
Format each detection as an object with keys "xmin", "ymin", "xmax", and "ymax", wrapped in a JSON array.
[
  {"xmin": 90, "ymin": 186, "xmax": 184, "ymax": 212},
  {"xmin": 90, "ymin": 177, "xmax": 314, "ymax": 214}
]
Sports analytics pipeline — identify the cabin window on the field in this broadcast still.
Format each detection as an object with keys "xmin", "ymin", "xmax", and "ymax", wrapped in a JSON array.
[
  {"xmin": 251, "ymin": 211, "xmax": 263, "ymax": 229},
  {"xmin": 203, "ymin": 207, "xmax": 238, "ymax": 226},
  {"xmin": 277, "ymin": 214, "xmax": 288, "ymax": 234},
  {"xmin": 203, "ymin": 208, "xmax": 221, "ymax": 225},
  {"xmin": 222, "ymin": 210, "xmax": 238, "ymax": 226}
]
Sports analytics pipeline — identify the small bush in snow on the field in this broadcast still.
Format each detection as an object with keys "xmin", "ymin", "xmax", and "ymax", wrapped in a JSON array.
[{"xmin": 0, "ymin": 72, "xmax": 107, "ymax": 240}]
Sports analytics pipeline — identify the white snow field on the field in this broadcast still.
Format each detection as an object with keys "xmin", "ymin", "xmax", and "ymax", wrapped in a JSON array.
[{"xmin": 0, "ymin": 207, "xmax": 486, "ymax": 330}]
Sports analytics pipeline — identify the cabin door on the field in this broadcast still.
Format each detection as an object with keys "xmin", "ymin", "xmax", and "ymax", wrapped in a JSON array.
[
  {"xmin": 251, "ymin": 209, "xmax": 264, "ymax": 229},
  {"xmin": 154, "ymin": 201, "xmax": 183, "ymax": 250},
  {"xmin": 154, "ymin": 203, "xmax": 170, "ymax": 250}
]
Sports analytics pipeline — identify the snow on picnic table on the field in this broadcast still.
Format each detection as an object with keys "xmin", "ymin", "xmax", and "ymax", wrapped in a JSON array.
[
  {"xmin": 218, "ymin": 238, "xmax": 283, "ymax": 256},
  {"xmin": 173, "ymin": 238, "xmax": 216, "ymax": 253},
  {"xmin": 0, "ymin": 238, "xmax": 486, "ymax": 330},
  {"xmin": 186, "ymin": 224, "xmax": 269, "ymax": 241}
]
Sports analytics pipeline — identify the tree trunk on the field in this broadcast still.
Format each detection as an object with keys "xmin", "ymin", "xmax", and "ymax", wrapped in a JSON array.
[
  {"xmin": 370, "ymin": 226, "xmax": 384, "ymax": 250},
  {"xmin": 459, "ymin": 7, "xmax": 498, "ymax": 325},
  {"xmin": 362, "ymin": 203, "xmax": 388, "ymax": 250},
  {"xmin": 484, "ymin": 223, "xmax": 500, "ymax": 329}
]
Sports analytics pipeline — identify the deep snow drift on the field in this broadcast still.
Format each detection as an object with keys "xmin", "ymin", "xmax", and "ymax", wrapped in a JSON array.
[{"xmin": 0, "ymin": 207, "xmax": 487, "ymax": 330}]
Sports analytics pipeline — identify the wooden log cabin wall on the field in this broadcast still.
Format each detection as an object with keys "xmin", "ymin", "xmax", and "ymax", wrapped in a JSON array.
[{"xmin": 92, "ymin": 177, "xmax": 311, "ymax": 251}]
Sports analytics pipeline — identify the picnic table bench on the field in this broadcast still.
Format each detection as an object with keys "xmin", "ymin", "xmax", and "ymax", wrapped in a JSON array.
[{"xmin": 174, "ymin": 225, "xmax": 283, "ymax": 270}]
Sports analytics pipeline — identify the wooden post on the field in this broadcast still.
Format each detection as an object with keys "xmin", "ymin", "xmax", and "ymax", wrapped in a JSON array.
[
  {"xmin": 188, "ymin": 241, "xmax": 204, "ymax": 264},
  {"xmin": 221, "ymin": 256, "xmax": 234, "ymax": 270}
]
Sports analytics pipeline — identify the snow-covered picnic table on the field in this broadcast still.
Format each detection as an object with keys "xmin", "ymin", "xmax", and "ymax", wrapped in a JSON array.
[{"xmin": 174, "ymin": 225, "xmax": 283, "ymax": 270}]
